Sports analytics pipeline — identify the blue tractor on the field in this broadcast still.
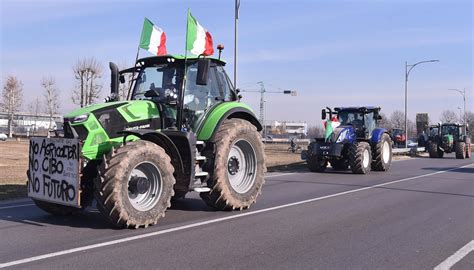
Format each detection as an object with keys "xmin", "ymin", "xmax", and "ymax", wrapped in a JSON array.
[{"xmin": 301, "ymin": 106, "xmax": 393, "ymax": 174}]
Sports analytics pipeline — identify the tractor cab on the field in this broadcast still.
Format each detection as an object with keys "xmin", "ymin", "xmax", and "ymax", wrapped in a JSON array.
[
  {"xmin": 124, "ymin": 55, "xmax": 235, "ymax": 132},
  {"xmin": 333, "ymin": 106, "xmax": 381, "ymax": 139}
]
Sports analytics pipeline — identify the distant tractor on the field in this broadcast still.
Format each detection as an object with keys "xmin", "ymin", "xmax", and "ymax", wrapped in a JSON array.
[
  {"xmin": 301, "ymin": 107, "xmax": 392, "ymax": 174},
  {"xmin": 391, "ymin": 128, "xmax": 406, "ymax": 148},
  {"xmin": 427, "ymin": 123, "xmax": 471, "ymax": 159}
]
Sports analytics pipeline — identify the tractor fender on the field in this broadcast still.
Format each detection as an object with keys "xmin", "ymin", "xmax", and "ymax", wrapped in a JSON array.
[
  {"xmin": 119, "ymin": 129, "xmax": 185, "ymax": 183},
  {"xmin": 197, "ymin": 103, "xmax": 262, "ymax": 141},
  {"xmin": 370, "ymin": 128, "xmax": 388, "ymax": 144}
]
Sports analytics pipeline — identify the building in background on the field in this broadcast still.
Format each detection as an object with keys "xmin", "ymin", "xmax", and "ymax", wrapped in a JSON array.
[
  {"xmin": 264, "ymin": 120, "xmax": 307, "ymax": 139},
  {"xmin": 0, "ymin": 112, "xmax": 63, "ymax": 136}
]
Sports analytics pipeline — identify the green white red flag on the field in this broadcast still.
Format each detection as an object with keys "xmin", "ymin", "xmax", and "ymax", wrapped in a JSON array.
[
  {"xmin": 186, "ymin": 11, "xmax": 214, "ymax": 56},
  {"xmin": 139, "ymin": 18, "xmax": 167, "ymax": 56}
]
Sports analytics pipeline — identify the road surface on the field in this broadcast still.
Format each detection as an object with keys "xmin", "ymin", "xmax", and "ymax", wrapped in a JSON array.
[{"xmin": 1, "ymin": 155, "xmax": 473, "ymax": 269}]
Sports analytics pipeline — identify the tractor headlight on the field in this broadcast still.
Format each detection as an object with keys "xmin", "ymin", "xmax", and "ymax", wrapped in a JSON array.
[
  {"xmin": 71, "ymin": 114, "xmax": 89, "ymax": 124},
  {"xmin": 336, "ymin": 129, "xmax": 349, "ymax": 143}
]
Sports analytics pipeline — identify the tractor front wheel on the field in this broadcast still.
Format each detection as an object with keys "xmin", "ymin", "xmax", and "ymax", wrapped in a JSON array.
[
  {"xmin": 349, "ymin": 142, "xmax": 372, "ymax": 174},
  {"xmin": 372, "ymin": 133, "xmax": 392, "ymax": 171},
  {"xmin": 94, "ymin": 141, "xmax": 175, "ymax": 228},
  {"xmin": 427, "ymin": 141, "xmax": 439, "ymax": 158},
  {"xmin": 455, "ymin": 142, "xmax": 466, "ymax": 159},
  {"xmin": 200, "ymin": 119, "xmax": 265, "ymax": 210}
]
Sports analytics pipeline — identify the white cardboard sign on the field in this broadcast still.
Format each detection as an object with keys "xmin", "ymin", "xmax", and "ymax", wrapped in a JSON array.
[{"xmin": 27, "ymin": 137, "xmax": 81, "ymax": 208}]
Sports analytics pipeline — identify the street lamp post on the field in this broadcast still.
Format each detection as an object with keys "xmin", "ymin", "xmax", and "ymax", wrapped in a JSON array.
[
  {"xmin": 448, "ymin": 88, "xmax": 466, "ymax": 125},
  {"xmin": 457, "ymin": 107, "xmax": 462, "ymax": 123},
  {"xmin": 404, "ymin": 60, "xmax": 439, "ymax": 148}
]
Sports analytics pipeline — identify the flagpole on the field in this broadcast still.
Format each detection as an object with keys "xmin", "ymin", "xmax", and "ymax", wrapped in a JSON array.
[
  {"xmin": 127, "ymin": 45, "xmax": 140, "ymax": 100},
  {"xmin": 178, "ymin": 9, "xmax": 190, "ymax": 130},
  {"xmin": 234, "ymin": 0, "xmax": 239, "ymax": 91},
  {"xmin": 128, "ymin": 18, "xmax": 148, "ymax": 100}
]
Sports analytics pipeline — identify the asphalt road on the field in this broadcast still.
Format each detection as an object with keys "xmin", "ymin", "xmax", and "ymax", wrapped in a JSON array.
[{"xmin": 1, "ymin": 155, "xmax": 473, "ymax": 269}]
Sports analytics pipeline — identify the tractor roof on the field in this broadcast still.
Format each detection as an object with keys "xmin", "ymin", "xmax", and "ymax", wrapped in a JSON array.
[
  {"xmin": 137, "ymin": 55, "xmax": 226, "ymax": 66},
  {"xmin": 334, "ymin": 106, "xmax": 381, "ymax": 113}
]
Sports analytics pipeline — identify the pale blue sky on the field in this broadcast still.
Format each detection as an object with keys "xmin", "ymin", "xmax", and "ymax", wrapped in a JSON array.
[{"xmin": 1, "ymin": 0, "xmax": 472, "ymax": 126}]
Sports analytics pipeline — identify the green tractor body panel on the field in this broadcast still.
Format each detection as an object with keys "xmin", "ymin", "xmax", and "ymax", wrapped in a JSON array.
[
  {"xmin": 196, "ymin": 102, "xmax": 256, "ymax": 141},
  {"xmin": 65, "ymin": 100, "xmax": 161, "ymax": 160}
]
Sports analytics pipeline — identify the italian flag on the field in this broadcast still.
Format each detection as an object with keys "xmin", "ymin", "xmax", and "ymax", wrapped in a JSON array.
[
  {"xmin": 139, "ymin": 18, "xmax": 167, "ymax": 56},
  {"xmin": 186, "ymin": 11, "xmax": 214, "ymax": 56}
]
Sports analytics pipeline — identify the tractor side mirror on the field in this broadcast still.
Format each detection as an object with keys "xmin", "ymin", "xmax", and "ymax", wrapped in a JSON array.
[
  {"xmin": 196, "ymin": 58, "xmax": 210, "ymax": 85},
  {"xmin": 377, "ymin": 114, "xmax": 383, "ymax": 120},
  {"xmin": 321, "ymin": 109, "xmax": 327, "ymax": 120},
  {"xmin": 119, "ymin": 74, "xmax": 125, "ymax": 84}
]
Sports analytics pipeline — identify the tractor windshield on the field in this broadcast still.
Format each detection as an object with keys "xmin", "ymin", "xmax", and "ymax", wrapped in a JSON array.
[
  {"xmin": 441, "ymin": 125, "xmax": 460, "ymax": 137},
  {"xmin": 132, "ymin": 64, "xmax": 183, "ymax": 102},
  {"xmin": 338, "ymin": 111, "xmax": 376, "ymax": 131}
]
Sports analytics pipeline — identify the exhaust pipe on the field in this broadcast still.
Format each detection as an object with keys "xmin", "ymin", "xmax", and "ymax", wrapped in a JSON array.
[{"xmin": 109, "ymin": 62, "xmax": 119, "ymax": 97}]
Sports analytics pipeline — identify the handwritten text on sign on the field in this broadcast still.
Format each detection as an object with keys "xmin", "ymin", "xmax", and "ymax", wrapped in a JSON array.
[{"xmin": 27, "ymin": 137, "xmax": 81, "ymax": 207}]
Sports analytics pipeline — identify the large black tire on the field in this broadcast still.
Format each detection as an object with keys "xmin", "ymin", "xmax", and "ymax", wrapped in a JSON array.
[
  {"xmin": 427, "ymin": 141, "xmax": 439, "ymax": 158},
  {"xmin": 349, "ymin": 142, "xmax": 372, "ymax": 174},
  {"xmin": 200, "ymin": 119, "xmax": 266, "ymax": 210},
  {"xmin": 307, "ymin": 156, "xmax": 328, "ymax": 172},
  {"xmin": 94, "ymin": 141, "xmax": 175, "ymax": 228},
  {"xmin": 31, "ymin": 161, "xmax": 98, "ymax": 216},
  {"xmin": 330, "ymin": 159, "xmax": 348, "ymax": 170},
  {"xmin": 455, "ymin": 142, "xmax": 466, "ymax": 159},
  {"xmin": 372, "ymin": 133, "xmax": 392, "ymax": 171}
]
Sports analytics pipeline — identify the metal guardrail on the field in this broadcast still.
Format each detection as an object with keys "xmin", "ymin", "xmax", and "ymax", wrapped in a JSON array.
[{"xmin": 393, "ymin": 147, "xmax": 425, "ymax": 155}]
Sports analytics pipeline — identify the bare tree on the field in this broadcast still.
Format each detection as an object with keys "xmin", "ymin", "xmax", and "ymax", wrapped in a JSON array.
[
  {"xmin": 378, "ymin": 112, "xmax": 392, "ymax": 130},
  {"xmin": 72, "ymin": 57, "xmax": 103, "ymax": 107},
  {"xmin": 27, "ymin": 97, "xmax": 42, "ymax": 136},
  {"xmin": 1, "ymin": 76, "xmax": 23, "ymax": 137},
  {"xmin": 390, "ymin": 110, "xmax": 405, "ymax": 129},
  {"xmin": 440, "ymin": 110, "xmax": 457, "ymax": 123},
  {"xmin": 41, "ymin": 76, "xmax": 60, "ymax": 131},
  {"xmin": 306, "ymin": 125, "xmax": 323, "ymax": 139}
]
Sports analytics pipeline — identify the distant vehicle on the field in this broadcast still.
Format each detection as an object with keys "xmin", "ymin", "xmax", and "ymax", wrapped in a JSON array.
[
  {"xmin": 391, "ymin": 128, "xmax": 406, "ymax": 148},
  {"xmin": 0, "ymin": 133, "xmax": 7, "ymax": 141},
  {"xmin": 262, "ymin": 135, "xmax": 274, "ymax": 143},
  {"xmin": 302, "ymin": 106, "xmax": 392, "ymax": 174},
  {"xmin": 406, "ymin": 140, "xmax": 418, "ymax": 148},
  {"xmin": 427, "ymin": 123, "xmax": 471, "ymax": 159},
  {"xmin": 288, "ymin": 137, "xmax": 302, "ymax": 153}
]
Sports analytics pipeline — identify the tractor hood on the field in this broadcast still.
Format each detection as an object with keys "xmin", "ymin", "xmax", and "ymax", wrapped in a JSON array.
[
  {"xmin": 64, "ymin": 100, "xmax": 160, "ymax": 122},
  {"xmin": 332, "ymin": 125, "xmax": 356, "ymax": 143}
]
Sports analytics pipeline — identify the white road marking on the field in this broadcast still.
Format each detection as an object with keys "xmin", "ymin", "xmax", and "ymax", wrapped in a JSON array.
[
  {"xmin": 0, "ymin": 163, "xmax": 471, "ymax": 268},
  {"xmin": 0, "ymin": 203, "xmax": 35, "ymax": 210},
  {"xmin": 434, "ymin": 240, "xmax": 474, "ymax": 270}
]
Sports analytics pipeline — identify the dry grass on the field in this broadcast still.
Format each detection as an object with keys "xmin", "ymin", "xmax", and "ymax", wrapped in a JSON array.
[{"xmin": 0, "ymin": 140, "xmax": 304, "ymax": 200}]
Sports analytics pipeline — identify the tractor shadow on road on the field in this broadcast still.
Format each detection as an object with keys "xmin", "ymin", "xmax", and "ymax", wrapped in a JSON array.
[
  {"xmin": 268, "ymin": 178, "xmax": 474, "ymax": 198},
  {"xmin": 422, "ymin": 166, "xmax": 474, "ymax": 174},
  {"xmin": 0, "ymin": 206, "xmax": 114, "ymax": 230},
  {"xmin": 169, "ymin": 198, "xmax": 216, "ymax": 212}
]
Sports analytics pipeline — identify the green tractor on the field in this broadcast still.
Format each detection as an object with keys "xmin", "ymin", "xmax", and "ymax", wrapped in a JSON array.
[
  {"xmin": 27, "ymin": 55, "xmax": 266, "ymax": 228},
  {"xmin": 427, "ymin": 123, "xmax": 471, "ymax": 159}
]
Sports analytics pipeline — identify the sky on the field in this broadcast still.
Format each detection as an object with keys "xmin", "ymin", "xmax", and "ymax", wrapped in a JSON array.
[{"xmin": 1, "ymin": 0, "xmax": 472, "ymax": 128}]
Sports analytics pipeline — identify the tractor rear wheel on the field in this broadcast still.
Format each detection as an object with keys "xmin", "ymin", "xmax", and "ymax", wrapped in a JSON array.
[
  {"xmin": 455, "ymin": 142, "xmax": 466, "ymax": 159},
  {"xmin": 349, "ymin": 142, "xmax": 372, "ymax": 174},
  {"xmin": 330, "ymin": 159, "xmax": 348, "ymax": 170},
  {"xmin": 466, "ymin": 138, "xmax": 472, "ymax": 158},
  {"xmin": 200, "ymin": 119, "xmax": 265, "ymax": 210},
  {"xmin": 427, "ymin": 141, "xmax": 439, "ymax": 158},
  {"xmin": 94, "ymin": 141, "xmax": 175, "ymax": 228},
  {"xmin": 372, "ymin": 133, "xmax": 392, "ymax": 171}
]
